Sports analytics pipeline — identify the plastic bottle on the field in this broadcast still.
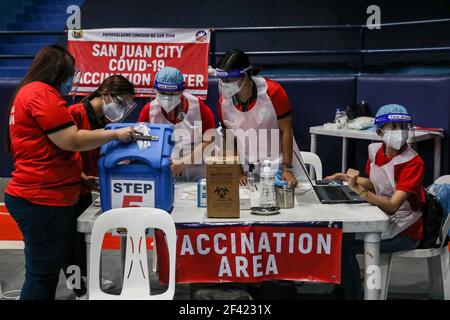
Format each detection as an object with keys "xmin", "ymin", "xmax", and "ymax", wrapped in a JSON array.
[
  {"xmin": 259, "ymin": 160, "xmax": 276, "ymax": 207},
  {"xmin": 334, "ymin": 108, "xmax": 346, "ymax": 123}
]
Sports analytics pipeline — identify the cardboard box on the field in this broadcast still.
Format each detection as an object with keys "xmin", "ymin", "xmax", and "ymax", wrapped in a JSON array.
[{"xmin": 205, "ymin": 156, "xmax": 240, "ymax": 218}]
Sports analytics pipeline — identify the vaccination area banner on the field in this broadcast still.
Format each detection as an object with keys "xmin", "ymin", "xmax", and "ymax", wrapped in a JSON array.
[
  {"xmin": 156, "ymin": 223, "xmax": 343, "ymax": 284},
  {"xmin": 67, "ymin": 28, "xmax": 211, "ymax": 98}
]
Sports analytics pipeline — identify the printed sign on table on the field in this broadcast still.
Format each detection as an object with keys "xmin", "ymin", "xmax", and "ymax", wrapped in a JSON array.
[
  {"xmin": 67, "ymin": 28, "xmax": 211, "ymax": 98},
  {"xmin": 111, "ymin": 179, "xmax": 155, "ymax": 209},
  {"xmin": 157, "ymin": 222, "xmax": 343, "ymax": 284}
]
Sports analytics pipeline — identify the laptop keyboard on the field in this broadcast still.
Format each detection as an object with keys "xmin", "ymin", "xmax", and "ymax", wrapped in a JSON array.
[{"xmin": 321, "ymin": 186, "xmax": 349, "ymax": 201}]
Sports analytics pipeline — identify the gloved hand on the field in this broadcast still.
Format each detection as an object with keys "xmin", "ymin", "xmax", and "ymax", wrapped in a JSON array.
[{"xmin": 274, "ymin": 170, "xmax": 289, "ymax": 187}]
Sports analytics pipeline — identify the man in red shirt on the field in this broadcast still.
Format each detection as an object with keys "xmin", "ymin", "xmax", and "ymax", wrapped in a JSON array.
[{"xmin": 326, "ymin": 104, "xmax": 425, "ymax": 299}]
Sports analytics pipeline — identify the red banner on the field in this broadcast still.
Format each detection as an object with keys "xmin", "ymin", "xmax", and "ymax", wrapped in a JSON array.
[
  {"xmin": 67, "ymin": 28, "xmax": 210, "ymax": 98},
  {"xmin": 156, "ymin": 223, "xmax": 342, "ymax": 284}
]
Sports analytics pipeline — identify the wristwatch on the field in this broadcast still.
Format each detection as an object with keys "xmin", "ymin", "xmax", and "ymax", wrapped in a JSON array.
[
  {"xmin": 281, "ymin": 163, "xmax": 294, "ymax": 172},
  {"xmin": 358, "ymin": 188, "xmax": 369, "ymax": 200}
]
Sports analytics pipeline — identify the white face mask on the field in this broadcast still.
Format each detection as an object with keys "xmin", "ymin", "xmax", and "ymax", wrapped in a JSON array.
[
  {"xmin": 156, "ymin": 92, "xmax": 182, "ymax": 113},
  {"xmin": 383, "ymin": 129, "xmax": 409, "ymax": 150},
  {"xmin": 219, "ymin": 78, "xmax": 245, "ymax": 98}
]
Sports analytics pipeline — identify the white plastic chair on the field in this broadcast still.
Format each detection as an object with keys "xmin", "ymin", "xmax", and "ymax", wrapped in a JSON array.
[
  {"xmin": 300, "ymin": 151, "xmax": 323, "ymax": 180},
  {"xmin": 89, "ymin": 207, "xmax": 176, "ymax": 300},
  {"xmin": 380, "ymin": 175, "xmax": 450, "ymax": 300}
]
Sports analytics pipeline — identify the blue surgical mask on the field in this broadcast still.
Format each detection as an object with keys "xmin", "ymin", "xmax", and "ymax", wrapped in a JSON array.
[{"xmin": 60, "ymin": 76, "xmax": 74, "ymax": 96}]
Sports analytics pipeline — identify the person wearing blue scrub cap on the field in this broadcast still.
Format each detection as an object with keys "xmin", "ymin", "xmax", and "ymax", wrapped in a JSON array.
[
  {"xmin": 138, "ymin": 66, "xmax": 216, "ymax": 180},
  {"xmin": 326, "ymin": 103, "xmax": 425, "ymax": 299}
]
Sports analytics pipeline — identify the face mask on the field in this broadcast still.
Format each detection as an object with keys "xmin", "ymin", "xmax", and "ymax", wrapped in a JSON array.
[
  {"xmin": 219, "ymin": 78, "xmax": 245, "ymax": 98},
  {"xmin": 102, "ymin": 97, "xmax": 124, "ymax": 123},
  {"xmin": 383, "ymin": 129, "xmax": 409, "ymax": 150},
  {"xmin": 59, "ymin": 76, "xmax": 73, "ymax": 96},
  {"xmin": 156, "ymin": 93, "xmax": 182, "ymax": 113}
]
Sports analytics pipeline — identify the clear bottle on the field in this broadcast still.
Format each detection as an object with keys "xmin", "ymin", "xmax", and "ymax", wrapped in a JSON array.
[
  {"xmin": 334, "ymin": 108, "xmax": 346, "ymax": 123},
  {"xmin": 259, "ymin": 160, "xmax": 276, "ymax": 207}
]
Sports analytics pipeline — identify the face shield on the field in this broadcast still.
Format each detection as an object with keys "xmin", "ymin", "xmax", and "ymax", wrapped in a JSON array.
[
  {"xmin": 375, "ymin": 113, "xmax": 415, "ymax": 150},
  {"xmin": 102, "ymin": 94, "xmax": 137, "ymax": 123},
  {"xmin": 216, "ymin": 66, "xmax": 252, "ymax": 98}
]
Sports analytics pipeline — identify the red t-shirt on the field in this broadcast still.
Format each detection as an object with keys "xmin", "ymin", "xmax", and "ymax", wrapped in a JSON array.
[
  {"xmin": 138, "ymin": 95, "xmax": 216, "ymax": 134},
  {"xmin": 69, "ymin": 100, "xmax": 105, "ymax": 195},
  {"xmin": 365, "ymin": 144, "xmax": 425, "ymax": 241},
  {"xmin": 218, "ymin": 77, "xmax": 292, "ymax": 125},
  {"xmin": 6, "ymin": 81, "xmax": 82, "ymax": 206}
]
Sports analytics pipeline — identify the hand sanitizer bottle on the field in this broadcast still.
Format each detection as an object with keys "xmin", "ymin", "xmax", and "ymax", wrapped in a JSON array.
[{"xmin": 259, "ymin": 160, "xmax": 276, "ymax": 207}]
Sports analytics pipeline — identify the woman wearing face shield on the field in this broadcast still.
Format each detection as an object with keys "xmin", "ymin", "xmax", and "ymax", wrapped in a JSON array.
[
  {"xmin": 326, "ymin": 104, "xmax": 425, "ymax": 299},
  {"xmin": 138, "ymin": 66, "xmax": 216, "ymax": 180},
  {"xmin": 215, "ymin": 49, "xmax": 300, "ymax": 187},
  {"xmin": 66, "ymin": 75, "xmax": 135, "ymax": 299},
  {"xmin": 4, "ymin": 45, "xmax": 139, "ymax": 300}
]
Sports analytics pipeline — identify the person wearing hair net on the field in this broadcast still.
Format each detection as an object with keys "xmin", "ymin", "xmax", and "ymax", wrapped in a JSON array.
[
  {"xmin": 139, "ymin": 66, "xmax": 216, "ymax": 180},
  {"xmin": 326, "ymin": 104, "xmax": 425, "ymax": 299},
  {"xmin": 215, "ymin": 49, "xmax": 304, "ymax": 188}
]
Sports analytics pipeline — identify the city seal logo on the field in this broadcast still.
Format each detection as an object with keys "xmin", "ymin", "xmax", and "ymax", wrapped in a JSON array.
[
  {"xmin": 72, "ymin": 29, "xmax": 84, "ymax": 39},
  {"xmin": 195, "ymin": 30, "xmax": 207, "ymax": 42}
]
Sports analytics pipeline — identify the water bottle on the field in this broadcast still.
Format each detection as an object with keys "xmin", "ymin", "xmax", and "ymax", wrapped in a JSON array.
[
  {"xmin": 334, "ymin": 108, "xmax": 347, "ymax": 128},
  {"xmin": 259, "ymin": 160, "xmax": 276, "ymax": 207},
  {"xmin": 334, "ymin": 108, "xmax": 346, "ymax": 123}
]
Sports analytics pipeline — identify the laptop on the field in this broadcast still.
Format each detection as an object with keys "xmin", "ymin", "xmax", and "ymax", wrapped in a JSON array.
[{"xmin": 294, "ymin": 151, "xmax": 366, "ymax": 204}]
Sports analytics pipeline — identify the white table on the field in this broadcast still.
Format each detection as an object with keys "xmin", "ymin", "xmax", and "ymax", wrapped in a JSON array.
[
  {"xmin": 309, "ymin": 126, "xmax": 443, "ymax": 181},
  {"xmin": 78, "ymin": 183, "xmax": 389, "ymax": 300}
]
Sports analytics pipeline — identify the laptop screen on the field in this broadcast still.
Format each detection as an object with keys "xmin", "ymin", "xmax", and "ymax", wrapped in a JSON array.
[{"xmin": 293, "ymin": 150, "xmax": 315, "ymax": 188}]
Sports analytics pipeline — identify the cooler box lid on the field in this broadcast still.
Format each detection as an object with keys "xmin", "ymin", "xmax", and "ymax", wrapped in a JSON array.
[{"xmin": 100, "ymin": 123, "xmax": 173, "ymax": 169}]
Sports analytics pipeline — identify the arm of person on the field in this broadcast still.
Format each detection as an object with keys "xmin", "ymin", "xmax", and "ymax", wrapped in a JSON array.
[
  {"xmin": 325, "ymin": 172, "xmax": 375, "ymax": 192},
  {"xmin": 48, "ymin": 125, "xmax": 139, "ymax": 152},
  {"xmin": 278, "ymin": 115, "xmax": 297, "ymax": 187},
  {"xmin": 81, "ymin": 172, "xmax": 99, "ymax": 191},
  {"xmin": 346, "ymin": 168, "xmax": 409, "ymax": 215},
  {"xmin": 31, "ymin": 90, "xmax": 139, "ymax": 152},
  {"xmin": 171, "ymin": 141, "xmax": 211, "ymax": 176}
]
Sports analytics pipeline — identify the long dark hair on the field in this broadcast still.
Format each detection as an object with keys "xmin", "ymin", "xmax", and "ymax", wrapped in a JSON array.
[
  {"xmin": 5, "ymin": 45, "xmax": 76, "ymax": 152},
  {"xmin": 217, "ymin": 49, "xmax": 260, "ymax": 76},
  {"xmin": 82, "ymin": 74, "xmax": 134, "ymax": 102}
]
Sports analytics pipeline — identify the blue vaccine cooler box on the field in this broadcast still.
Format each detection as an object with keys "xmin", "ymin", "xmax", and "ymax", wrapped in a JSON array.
[{"xmin": 98, "ymin": 123, "xmax": 174, "ymax": 213}]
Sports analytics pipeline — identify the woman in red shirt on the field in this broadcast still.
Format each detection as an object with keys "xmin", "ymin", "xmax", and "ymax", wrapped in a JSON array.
[
  {"xmin": 67, "ymin": 75, "xmax": 135, "ymax": 298},
  {"xmin": 215, "ymin": 49, "xmax": 300, "ymax": 187},
  {"xmin": 4, "ymin": 45, "xmax": 139, "ymax": 300}
]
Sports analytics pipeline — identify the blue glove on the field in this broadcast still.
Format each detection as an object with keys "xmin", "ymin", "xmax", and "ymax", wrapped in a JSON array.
[{"xmin": 274, "ymin": 170, "xmax": 288, "ymax": 187}]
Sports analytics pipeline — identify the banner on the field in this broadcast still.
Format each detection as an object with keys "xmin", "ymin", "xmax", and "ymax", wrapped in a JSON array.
[
  {"xmin": 156, "ymin": 222, "xmax": 342, "ymax": 284},
  {"xmin": 67, "ymin": 28, "xmax": 211, "ymax": 98}
]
